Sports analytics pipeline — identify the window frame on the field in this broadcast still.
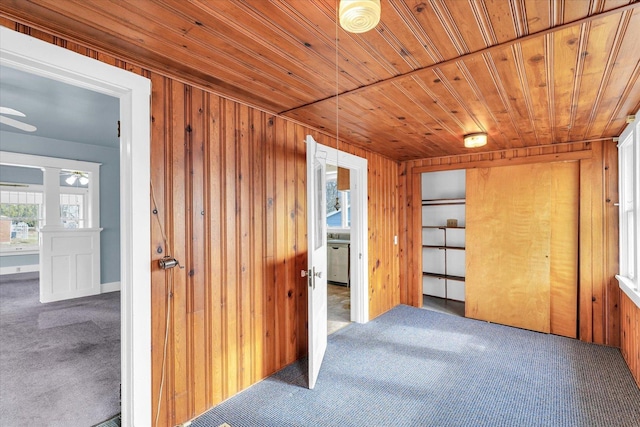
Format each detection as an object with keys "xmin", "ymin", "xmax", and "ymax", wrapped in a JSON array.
[
  {"xmin": 326, "ymin": 168, "xmax": 351, "ymax": 233},
  {"xmin": 616, "ymin": 110, "xmax": 640, "ymax": 308},
  {"xmin": 0, "ymin": 184, "xmax": 44, "ymax": 255},
  {"xmin": 60, "ymin": 187, "xmax": 89, "ymax": 229}
]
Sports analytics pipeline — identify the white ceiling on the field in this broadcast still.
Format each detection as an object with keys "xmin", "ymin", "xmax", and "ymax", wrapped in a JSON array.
[{"xmin": 0, "ymin": 65, "xmax": 119, "ymax": 147}]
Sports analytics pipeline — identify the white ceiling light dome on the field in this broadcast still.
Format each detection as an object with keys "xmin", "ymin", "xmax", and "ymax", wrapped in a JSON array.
[
  {"xmin": 463, "ymin": 132, "xmax": 488, "ymax": 148},
  {"xmin": 339, "ymin": 0, "xmax": 381, "ymax": 34}
]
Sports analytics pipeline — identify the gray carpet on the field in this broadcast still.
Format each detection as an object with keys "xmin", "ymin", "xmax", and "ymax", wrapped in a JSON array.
[
  {"xmin": 193, "ymin": 304, "xmax": 640, "ymax": 427},
  {"xmin": 0, "ymin": 272, "xmax": 120, "ymax": 427}
]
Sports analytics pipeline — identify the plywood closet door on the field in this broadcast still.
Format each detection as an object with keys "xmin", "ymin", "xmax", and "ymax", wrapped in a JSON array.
[{"xmin": 466, "ymin": 164, "xmax": 553, "ymax": 333}]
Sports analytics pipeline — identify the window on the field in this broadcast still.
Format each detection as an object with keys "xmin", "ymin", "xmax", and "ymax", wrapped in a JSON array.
[
  {"xmin": 60, "ymin": 192, "xmax": 86, "ymax": 229},
  {"xmin": 617, "ymin": 111, "xmax": 640, "ymax": 306},
  {"xmin": 326, "ymin": 171, "xmax": 350, "ymax": 229},
  {"xmin": 0, "ymin": 189, "xmax": 43, "ymax": 253}
]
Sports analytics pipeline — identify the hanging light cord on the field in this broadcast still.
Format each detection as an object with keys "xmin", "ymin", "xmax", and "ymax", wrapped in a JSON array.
[
  {"xmin": 335, "ymin": 1, "xmax": 341, "ymax": 211},
  {"xmin": 150, "ymin": 179, "xmax": 173, "ymax": 427},
  {"xmin": 335, "ymin": 1, "xmax": 340, "ymax": 155}
]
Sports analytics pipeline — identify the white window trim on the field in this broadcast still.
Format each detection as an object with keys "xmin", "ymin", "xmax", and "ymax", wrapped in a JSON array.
[
  {"xmin": 0, "ymin": 184, "xmax": 43, "ymax": 255},
  {"xmin": 0, "ymin": 151, "xmax": 100, "ymax": 229},
  {"xmin": 616, "ymin": 109, "xmax": 640, "ymax": 308}
]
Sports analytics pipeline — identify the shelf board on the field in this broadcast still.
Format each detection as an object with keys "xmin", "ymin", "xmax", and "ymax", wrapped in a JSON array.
[
  {"xmin": 422, "ymin": 226, "xmax": 466, "ymax": 229},
  {"xmin": 422, "ymin": 245, "xmax": 465, "ymax": 250},
  {"xmin": 422, "ymin": 198, "xmax": 465, "ymax": 206},
  {"xmin": 422, "ymin": 272, "xmax": 465, "ymax": 282}
]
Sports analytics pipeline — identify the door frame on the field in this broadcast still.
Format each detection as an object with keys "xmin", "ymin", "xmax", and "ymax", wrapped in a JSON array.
[
  {"xmin": 315, "ymin": 140, "xmax": 368, "ymax": 324},
  {"xmin": 0, "ymin": 26, "xmax": 152, "ymax": 426}
]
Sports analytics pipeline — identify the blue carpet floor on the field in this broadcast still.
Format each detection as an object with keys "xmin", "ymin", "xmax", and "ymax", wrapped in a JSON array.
[{"xmin": 193, "ymin": 305, "xmax": 640, "ymax": 427}]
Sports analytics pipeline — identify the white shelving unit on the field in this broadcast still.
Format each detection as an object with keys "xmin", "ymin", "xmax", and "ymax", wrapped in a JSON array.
[{"xmin": 421, "ymin": 170, "xmax": 466, "ymax": 302}]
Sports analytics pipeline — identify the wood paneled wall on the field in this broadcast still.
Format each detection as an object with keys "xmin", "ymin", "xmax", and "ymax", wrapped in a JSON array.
[
  {"xmin": 1, "ymin": 21, "xmax": 400, "ymax": 427},
  {"xmin": 621, "ymin": 291, "xmax": 640, "ymax": 387},
  {"xmin": 399, "ymin": 141, "xmax": 622, "ymax": 347}
]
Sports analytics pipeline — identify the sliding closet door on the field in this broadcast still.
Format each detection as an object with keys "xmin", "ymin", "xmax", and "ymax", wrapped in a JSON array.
[{"xmin": 465, "ymin": 162, "xmax": 578, "ymax": 336}]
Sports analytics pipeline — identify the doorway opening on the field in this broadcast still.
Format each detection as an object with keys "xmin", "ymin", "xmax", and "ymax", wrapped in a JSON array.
[
  {"xmin": 325, "ymin": 163, "xmax": 352, "ymax": 334},
  {"xmin": 1, "ymin": 26, "xmax": 152, "ymax": 426},
  {"xmin": 320, "ymin": 143, "xmax": 368, "ymax": 331}
]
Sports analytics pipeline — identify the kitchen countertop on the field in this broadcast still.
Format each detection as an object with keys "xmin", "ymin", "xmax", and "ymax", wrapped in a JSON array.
[{"xmin": 327, "ymin": 239, "xmax": 350, "ymax": 245}]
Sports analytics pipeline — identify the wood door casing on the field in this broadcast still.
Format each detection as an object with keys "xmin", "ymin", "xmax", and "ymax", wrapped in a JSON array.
[
  {"xmin": 550, "ymin": 162, "xmax": 579, "ymax": 338},
  {"xmin": 465, "ymin": 162, "xmax": 579, "ymax": 335}
]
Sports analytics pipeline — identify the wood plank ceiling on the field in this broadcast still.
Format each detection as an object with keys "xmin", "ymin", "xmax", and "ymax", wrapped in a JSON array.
[{"xmin": 1, "ymin": 0, "xmax": 639, "ymax": 161}]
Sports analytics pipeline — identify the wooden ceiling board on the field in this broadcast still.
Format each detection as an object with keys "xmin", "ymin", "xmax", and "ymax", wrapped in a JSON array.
[
  {"xmin": 518, "ymin": 37, "xmax": 553, "ymax": 144},
  {"xmin": 441, "ymin": 0, "xmax": 493, "ymax": 52},
  {"xmin": 562, "ymin": 0, "xmax": 593, "ymax": 23},
  {"xmin": 485, "ymin": 46, "xmax": 539, "ymax": 144},
  {"xmin": 482, "ymin": 0, "xmax": 520, "ymax": 43},
  {"xmin": 452, "ymin": 58, "xmax": 515, "ymax": 150},
  {"xmin": 582, "ymin": 9, "xmax": 640, "ymax": 139},
  {"xmin": 399, "ymin": 0, "xmax": 470, "ymax": 59},
  {"xmin": 143, "ymin": 1, "xmax": 337, "ymax": 101},
  {"xmin": 112, "ymin": 1, "xmax": 321, "ymax": 107},
  {"xmin": 568, "ymin": 13, "xmax": 629, "ymax": 141},
  {"xmin": 551, "ymin": 24, "xmax": 582, "ymax": 143},
  {"xmin": 338, "ymin": 87, "xmax": 441, "ymax": 159},
  {"xmin": 524, "ymin": 0, "xmax": 553, "ymax": 33},
  {"xmin": 0, "ymin": 0, "xmax": 639, "ymax": 161}
]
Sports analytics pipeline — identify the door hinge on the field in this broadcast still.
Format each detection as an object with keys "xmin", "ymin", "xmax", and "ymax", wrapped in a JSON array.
[{"xmin": 117, "ymin": 120, "xmax": 121, "ymax": 138}]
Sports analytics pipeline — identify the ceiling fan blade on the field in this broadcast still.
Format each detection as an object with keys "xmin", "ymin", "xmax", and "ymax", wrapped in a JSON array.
[
  {"xmin": 0, "ymin": 107, "xmax": 26, "ymax": 117},
  {"xmin": 0, "ymin": 115, "xmax": 37, "ymax": 132}
]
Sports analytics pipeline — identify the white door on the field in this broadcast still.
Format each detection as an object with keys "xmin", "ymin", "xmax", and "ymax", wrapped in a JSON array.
[{"xmin": 306, "ymin": 134, "xmax": 328, "ymax": 389}]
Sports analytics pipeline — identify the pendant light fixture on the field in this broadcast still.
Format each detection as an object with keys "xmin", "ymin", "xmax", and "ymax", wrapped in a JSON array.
[
  {"xmin": 463, "ymin": 132, "xmax": 488, "ymax": 148},
  {"xmin": 339, "ymin": 0, "xmax": 381, "ymax": 33},
  {"xmin": 65, "ymin": 171, "xmax": 89, "ymax": 186}
]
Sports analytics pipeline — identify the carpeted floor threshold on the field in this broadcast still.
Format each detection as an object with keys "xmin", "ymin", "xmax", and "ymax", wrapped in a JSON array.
[{"xmin": 93, "ymin": 413, "xmax": 121, "ymax": 427}]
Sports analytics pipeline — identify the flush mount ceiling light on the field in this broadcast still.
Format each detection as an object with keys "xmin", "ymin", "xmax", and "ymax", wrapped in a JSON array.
[
  {"xmin": 339, "ymin": 0, "xmax": 381, "ymax": 33},
  {"xmin": 463, "ymin": 132, "xmax": 488, "ymax": 148}
]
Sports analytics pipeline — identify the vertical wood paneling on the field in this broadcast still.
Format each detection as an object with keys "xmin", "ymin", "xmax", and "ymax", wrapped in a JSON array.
[
  {"xmin": 237, "ymin": 103, "xmax": 251, "ymax": 391},
  {"xmin": 604, "ymin": 141, "xmax": 621, "ymax": 347},
  {"xmin": 263, "ymin": 114, "xmax": 277, "ymax": 379},
  {"xmin": 169, "ymin": 81, "xmax": 189, "ymax": 424},
  {"xmin": 398, "ymin": 162, "xmax": 408, "ymax": 304},
  {"xmin": 189, "ymin": 87, "xmax": 207, "ymax": 416},
  {"xmin": 222, "ymin": 98, "xmax": 239, "ymax": 399},
  {"xmin": 206, "ymin": 94, "xmax": 224, "ymax": 407},
  {"xmin": 284, "ymin": 122, "xmax": 298, "ymax": 364},
  {"xmin": 294, "ymin": 124, "xmax": 308, "ymax": 359},
  {"xmin": 620, "ymin": 292, "xmax": 640, "ymax": 388},
  {"xmin": 579, "ymin": 157, "xmax": 594, "ymax": 342},
  {"xmin": 150, "ymin": 73, "xmax": 169, "ymax": 426},
  {"xmin": 250, "ymin": 108, "xmax": 265, "ymax": 383},
  {"xmin": 590, "ymin": 141, "xmax": 607, "ymax": 345},
  {"xmin": 410, "ymin": 172, "xmax": 423, "ymax": 307}
]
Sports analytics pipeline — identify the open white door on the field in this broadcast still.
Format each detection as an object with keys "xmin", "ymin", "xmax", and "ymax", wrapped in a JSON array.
[{"xmin": 306, "ymin": 134, "xmax": 328, "ymax": 389}]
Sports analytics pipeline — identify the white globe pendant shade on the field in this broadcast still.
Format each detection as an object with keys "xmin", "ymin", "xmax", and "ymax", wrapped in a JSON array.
[{"xmin": 339, "ymin": 0, "xmax": 381, "ymax": 33}]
